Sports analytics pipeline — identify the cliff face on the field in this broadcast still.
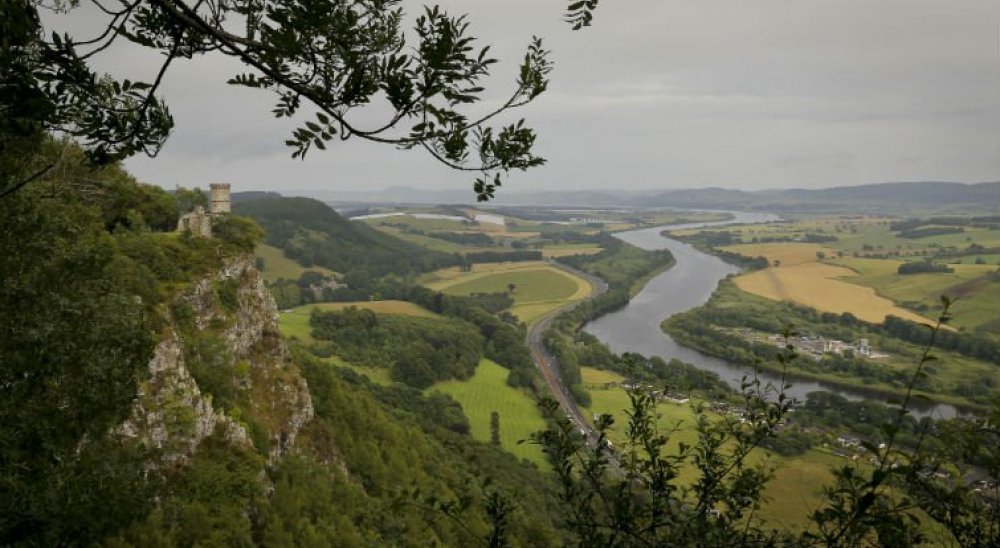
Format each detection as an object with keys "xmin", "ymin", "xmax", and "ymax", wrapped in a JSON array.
[{"xmin": 117, "ymin": 254, "xmax": 314, "ymax": 466}]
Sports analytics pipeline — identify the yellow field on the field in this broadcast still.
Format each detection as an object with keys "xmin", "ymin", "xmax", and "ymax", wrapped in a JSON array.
[
  {"xmin": 420, "ymin": 261, "xmax": 592, "ymax": 325},
  {"xmin": 542, "ymin": 243, "xmax": 603, "ymax": 258},
  {"xmin": 725, "ymin": 243, "xmax": 931, "ymax": 324},
  {"xmin": 832, "ymin": 257, "xmax": 999, "ymax": 330}
]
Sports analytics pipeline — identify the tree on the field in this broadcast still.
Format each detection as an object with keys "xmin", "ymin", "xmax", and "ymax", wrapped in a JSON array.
[
  {"xmin": 174, "ymin": 186, "xmax": 208, "ymax": 213},
  {"xmin": 490, "ymin": 411, "xmax": 501, "ymax": 447},
  {"xmin": 2, "ymin": 0, "xmax": 601, "ymax": 201},
  {"xmin": 507, "ymin": 283, "xmax": 516, "ymax": 295}
]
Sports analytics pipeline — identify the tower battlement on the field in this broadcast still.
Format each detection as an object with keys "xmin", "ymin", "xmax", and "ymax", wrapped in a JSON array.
[{"xmin": 210, "ymin": 183, "xmax": 231, "ymax": 214}]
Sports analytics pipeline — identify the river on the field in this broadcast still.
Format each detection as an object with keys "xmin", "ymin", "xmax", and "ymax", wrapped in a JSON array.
[{"xmin": 582, "ymin": 212, "xmax": 961, "ymax": 420}]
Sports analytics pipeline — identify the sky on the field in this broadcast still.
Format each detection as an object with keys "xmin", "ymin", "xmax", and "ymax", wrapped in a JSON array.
[{"xmin": 49, "ymin": 1, "xmax": 1000, "ymax": 197}]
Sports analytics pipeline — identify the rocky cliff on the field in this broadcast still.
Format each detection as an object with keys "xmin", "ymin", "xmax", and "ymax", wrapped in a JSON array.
[{"xmin": 117, "ymin": 254, "xmax": 314, "ymax": 467}]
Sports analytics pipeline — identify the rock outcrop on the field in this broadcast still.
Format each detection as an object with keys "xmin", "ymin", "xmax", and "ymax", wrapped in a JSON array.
[{"xmin": 117, "ymin": 254, "xmax": 314, "ymax": 467}]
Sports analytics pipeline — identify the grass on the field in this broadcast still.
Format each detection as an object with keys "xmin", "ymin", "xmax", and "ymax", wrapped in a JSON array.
[
  {"xmin": 724, "ymin": 243, "xmax": 931, "ymax": 324},
  {"xmin": 374, "ymin": 226, "xmax": 498, "ymax": 254},
  {"xmin": 321, "ymin": 354, "xmax": 394, "ymax": 385},
  {"xmin": 430, "ymin": 359, "xmax": 548, "ymax": 466},
  {"xmin": 580, "ymin": 366, "xmax": 626, "ymax": 386},
  {"xmin": 684, "ymin": 282, "xmax": 999, "ymax": 409},
  {"xmin": 831, "ymin": 257, "xmax": 1000, "ymax": 332},
  {"xmin": 255, "ymin": 244, "xmax": 337, "ymax": 282},
  {"xmin": 702, "ymin": 216, "xmax": 1000, "ymax": 333},
  {"xmin": 277, "ymin": 300, "xmax": 441, "ymax": 342},
  {"xmin": 420, "ymin": 261, "xmax": 592, "ymax": 325},
  {"xmin": 361, "ymin": 215, "xmax": 482, "ymax": 232},
  {"xmin": 541, "ymin": 243, "xmax": 603, "ymax": 258},
  {"xmin": 585, "ymin": 383, "xmax": 856, "ymax": 531}
]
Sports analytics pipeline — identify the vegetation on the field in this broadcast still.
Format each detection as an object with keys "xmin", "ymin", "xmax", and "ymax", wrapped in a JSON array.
[
  {"xmin": 432, "ymin": 359, "xmax": 548, "ymax": 466},
  {"xmin": 2, "ymin": 0, "xmax": 604, "ymax": 201},
  {"xmin": 543, "ymin": 236, "xmax": 676, "ymax": 405},
  {"xmin": 897, "ymin": 261, "xmax": 955, "ymax": 274},
  {"xmin": 254, "ymin": 243, "xmax": 337, "ymax": 283},
  {"xmin": 236, "ymin": 197, "xmax": 464, "ymax": 278},
  {"xmin": 310, "ymin": 307, "xmax": 483, "ymax": 388},
  {"xmin": 0, "ymin": 142, "xmax": 263, "ymax": 545},
  {"xmin": 422, "ymin": 261, "xmax": 592, "ymax": 325},
  {"xmin": 663, "ymin": 280, "xmax": 1000, "ymax": 408}
]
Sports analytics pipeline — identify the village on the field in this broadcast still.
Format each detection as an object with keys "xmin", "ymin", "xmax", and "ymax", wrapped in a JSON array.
[{"xmin": 718, "ymin": 326, "xmax": 891, "ymax": 361}]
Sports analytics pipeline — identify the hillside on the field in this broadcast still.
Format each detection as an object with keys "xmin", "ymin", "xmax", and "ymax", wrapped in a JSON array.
[
  {"xmin": 0, "ymin": 152, "xmax": 571, "ymax": 545},
  {"xmin": 320, "ymin": 181, "xmax": 999, "ymax": 214},
  {"xmin": 234, "ymin": 197, "xmax": 461, "ymax": 277},
  {"xmin": 644, "ymin": 181, "xmax": 1000, "ymax": 214}
]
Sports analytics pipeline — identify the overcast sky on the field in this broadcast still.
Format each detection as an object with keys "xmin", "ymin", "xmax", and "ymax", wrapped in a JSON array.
[{"xmin": 52, "ymin": 1, "xmax": 1000, "ymax": 196}]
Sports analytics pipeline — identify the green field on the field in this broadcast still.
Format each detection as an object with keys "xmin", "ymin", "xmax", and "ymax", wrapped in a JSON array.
[
  {"xmin": 322, "ymin": 354, "xmax": 394, "ymax": 385},
  {"xmin": 360, "ymin": 214, "xmax": 484, "ymax": 233},
  {"xmin": 833, "ymin": 257, "xmax": 1000, "ymax": 332},
  {"xmin": 372, "ymin": 225, "xmax": 500, "ymax": 254},
  {"xmin": 421, "ymin": 262, "xmax": 592, "ymax": 325},
  {"xmin": 277, "ymin": 300, "xmax": 441, "ymax": 342},
  {"xmin": 431, "ymin": 359, "xmax": 548, "ymax": 466},
  {"xmin": 255, "ymin": 243, "xmax": 337, "ymax": 282},
  {"xmin": 580, "ymin": 366, "xmax": 626, "ymax": 386},
  {"xmin": 585, "ymin": 383, "xmax": 851, "ymax": 530}
]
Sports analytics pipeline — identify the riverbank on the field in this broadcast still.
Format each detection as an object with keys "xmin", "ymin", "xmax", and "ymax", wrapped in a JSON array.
[{"xmin": 582, "ymin": 212, "xmax": 962, "ymax": 419}]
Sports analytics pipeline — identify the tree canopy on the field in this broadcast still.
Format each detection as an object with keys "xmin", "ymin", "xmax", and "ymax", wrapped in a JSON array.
[{"xmin": 2, "ymin": 0, "xmax": 600, "ymax": 200}]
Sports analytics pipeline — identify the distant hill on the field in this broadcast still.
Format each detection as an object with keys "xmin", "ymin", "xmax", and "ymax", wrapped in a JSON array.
[
  {"xmin": 232, "ymin": 190, "xmax": 283, "ymax": 203},
  {"xmin": 316, "ymin": 181, "xmax": 998, "ymax": 213},
  {"xmin": 234, "ymin": 197, "xmax": 460, "ymax": 277},
  {"xmin": 642, "ymin": 181, "xmax": 1000, "ymax": 214}
]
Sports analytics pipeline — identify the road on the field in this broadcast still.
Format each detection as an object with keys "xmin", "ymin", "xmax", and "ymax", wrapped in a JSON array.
[{"xmin": 526, "ymin": 260, "xmax": 614, "ymax": 455}]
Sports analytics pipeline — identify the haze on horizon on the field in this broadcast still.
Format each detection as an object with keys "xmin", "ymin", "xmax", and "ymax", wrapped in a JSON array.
[{"xmin": 55, "ymin": 0, "xmax": 1000, "ymax": 195}]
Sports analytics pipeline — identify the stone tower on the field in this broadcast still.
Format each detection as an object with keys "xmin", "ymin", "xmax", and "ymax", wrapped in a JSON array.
[{"xmin": 210, "ymin": 183, "xmax": 231, "ymax": 214}]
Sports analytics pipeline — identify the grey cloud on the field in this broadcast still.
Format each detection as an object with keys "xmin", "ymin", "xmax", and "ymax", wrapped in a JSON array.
[{"xmin": 43, "ymin": 0, "xmax": 1000, "ymax": 194}]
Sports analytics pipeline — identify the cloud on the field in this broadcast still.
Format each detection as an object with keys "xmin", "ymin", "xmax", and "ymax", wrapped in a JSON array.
[{"xmin": 43, "ymin": 0, "xmax": 1000, "ymax": 194}]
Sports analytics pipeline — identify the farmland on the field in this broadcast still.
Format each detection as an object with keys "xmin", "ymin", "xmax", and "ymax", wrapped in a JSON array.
[
  {"xmin": 683, "ymin": 215, "xmax": 1000, "ymax": 334},
  {"xmin": 582, "ymin": 375, "xmax": 848, "ymax": 530},
  {"xmin": 431, "ymin": 359, "xmax": 548, "ymax": 466},
  {"xmin": 722, "ymin": 242, "xmax": 932, "ymax": 324},
  {"xmin": 831, "ymin": 257, "xmax": 1000, "ymax": 332},
  {"xmin": 420, "ymin": 261, "xmax": 593, "ymax": 325}
]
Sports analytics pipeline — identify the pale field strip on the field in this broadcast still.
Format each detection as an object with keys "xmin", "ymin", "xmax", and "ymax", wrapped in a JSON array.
[
  {"xmin": 542, "ymin": 244, "xmax": 603, "ymax": 258},
  {"xmin": 722, "ymin": 243, "xmax": 932, "ymax": 324}
]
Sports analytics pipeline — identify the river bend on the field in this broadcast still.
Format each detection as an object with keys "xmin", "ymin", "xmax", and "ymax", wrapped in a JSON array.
[{"xmin": 582, "ymin": 212, "xmax": 959, "ymax": 419}]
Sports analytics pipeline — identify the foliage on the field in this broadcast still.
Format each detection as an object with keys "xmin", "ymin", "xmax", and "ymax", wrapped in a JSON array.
[
  {"xmin": 532, "ymin": 364, "xmax": 797, "ymax": 546},
  {"xmin": 0, "ymin": 144, "xmax": 244, "ymax": 545},
  {"xmin": 663, "ymin": 280, "xmax": 1000, "ymax": 407},
  {"xmin": 310, "ymin": 307, "xmax": 484, "ymax": 388},
  {"xmin": 236, "ymin": 196, "xmax": 465, "ymax": 277},
  {"xmin": 173, "ymin": 186, "xmax": 207, "ymax": 213},
  {"xmin": 211, "ymin": 214, "xmax": 265, "ymax": 252},
  {"xmin": 897, "ymin": 260, "xmax": 954, "ymax": 274},
  {"xmin": 535, "ymin": 300, "xmax": 1000, "ymax": 546},
  {"xmin": 544, "ymin": 236, "xmax": 675, "ymax": 404},
  {"xmin": 898, "ymin": 226, "xmax": 965, "ymax": 239},
  {"xmin": 3, "ymin": 0, "xmax": 606, "ymax": 199}
]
